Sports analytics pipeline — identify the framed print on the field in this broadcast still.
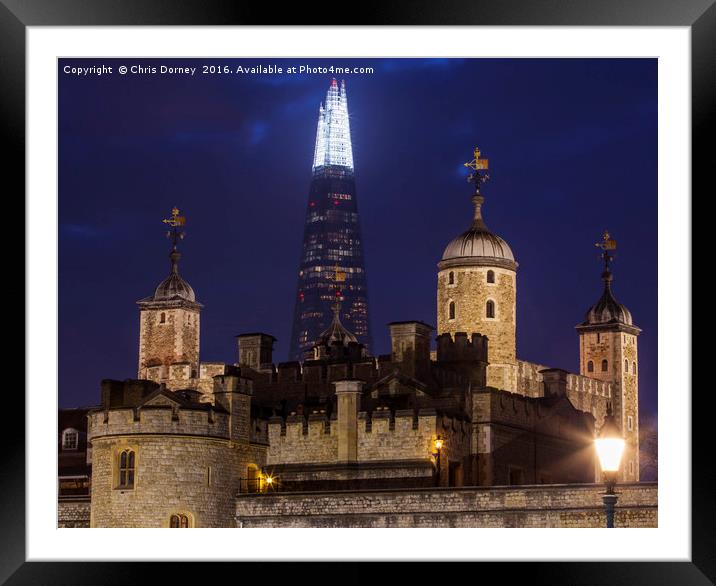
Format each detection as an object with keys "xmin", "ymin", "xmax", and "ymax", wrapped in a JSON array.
[{"xmin": 4, "ymin": 0, "xmax": 710, "ymax": 582}]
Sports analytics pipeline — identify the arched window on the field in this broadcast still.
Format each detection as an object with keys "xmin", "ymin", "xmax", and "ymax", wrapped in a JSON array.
[
  {"xmin": 448, "ymin": 301, "xmax": 455, "ymax": 320},
  {"xmin": 625, "ymin": 359, "xmax": 629, "ymax": 372},
  {"xmin": 633, "ymin": 362, "xmax": 637, "ymax": 375},
  {"xmin": 159, "ymin": 312, "xmax": 166, "ymax": 324},
  {"xmin": 118, "ymin": 449, "xmax": 135, "ymax": 489},
  {"xmin": 587, "ymin": 361, "xmax": 594, "ymax": 373},
  {"xmin": 486, "ymin": 300, "xmax": 495, "ymax": 319},
  {"xmin": 170, "ymin": 514, "xmax": 190, "ymax": 528},
  {"xmin": 487, "ymin": 270, "xmax": 495, "ymax": 284},
  {"xmin": 448, "ymin": 272, "xmax": 454, "ymax": 285},
  {"xmin": 601, "ymin": 359, "xmax": 608, "ymax": 372},
  {"xmin": 62, "ymin": 428, "xmax": 78, "ymax": 451}
]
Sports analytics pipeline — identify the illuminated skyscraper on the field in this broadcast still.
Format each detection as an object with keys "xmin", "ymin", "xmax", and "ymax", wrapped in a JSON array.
[{"xmin": 289, "ymin": 79, "xmax": 372, "ymax": 360}]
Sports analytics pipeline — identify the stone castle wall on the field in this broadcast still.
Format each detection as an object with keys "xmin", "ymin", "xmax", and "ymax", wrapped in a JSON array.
[
  {"xmin": 267, "ymin": 410, "xmax": 468, "ymax": 467},
  {"xmin": 235, "ymin": 482, "xmax": 657, "ymax": 528},
  {"xmin": 87, "ymin": 403, "xmax": 267, "ymax": 528},
  {"xmin": 138, "ymin": 307, "xmax": 200, "ymax": 377},
  {"xmin": 58, "ymin": 497, "xmax": 91, "ymax": 528},
  {"xmin": 437, "ymin": 267, "xmax": 517, "ymax": 391}
]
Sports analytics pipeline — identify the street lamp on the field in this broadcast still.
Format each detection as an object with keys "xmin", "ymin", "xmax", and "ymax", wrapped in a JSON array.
[
  {"xmin": 432, "ymin": 436, "xmax": 444, "ymax": 487},
  {"xmin": 594, "ymin": 404, "xmax": 625, "ymax": 528}
]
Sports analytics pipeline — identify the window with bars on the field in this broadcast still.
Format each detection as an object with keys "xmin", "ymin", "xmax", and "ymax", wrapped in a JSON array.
[{"xmin": 62, "ymin": 428, "xmax": 78, "ymax": 450}]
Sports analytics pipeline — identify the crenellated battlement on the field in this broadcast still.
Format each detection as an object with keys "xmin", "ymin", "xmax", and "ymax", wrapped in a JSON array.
[
  {"xmin": 267, "ymin": 408, "xmax": 466, "ymax": 466},
  {"xmin": 436, "ymin": 332, "xmax": 488, "ymax": 363}
]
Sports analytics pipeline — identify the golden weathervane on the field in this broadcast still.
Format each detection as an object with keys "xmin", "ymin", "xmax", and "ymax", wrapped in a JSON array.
[
  {"xmin": 464, "ymin": 146, "xmax": 490, "ymax": 195},
  {"xmin": 464, "ymin": 146, "xmax": 489, "ymax": 172},
  {"xmin": 162, "ymin": 206, "xmax": 186, "ymax": 248},
  {"xmin": 595, "ymin": 230, "xmax": 617, "ymax": 269}
]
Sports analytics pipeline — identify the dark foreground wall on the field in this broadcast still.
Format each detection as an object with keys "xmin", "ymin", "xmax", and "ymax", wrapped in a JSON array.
[{"xmin": 235, "ymin": 482, "xmax": 657, "ymax": 528}]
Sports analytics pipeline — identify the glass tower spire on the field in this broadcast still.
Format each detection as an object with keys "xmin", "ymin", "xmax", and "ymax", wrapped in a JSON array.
[{"xmin": 289, "ymin": 79, "xmax": 372, "ymax": 361}]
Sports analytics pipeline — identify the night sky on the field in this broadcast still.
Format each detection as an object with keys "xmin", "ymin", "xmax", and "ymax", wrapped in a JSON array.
[{"xmin": 58, "ymin": 58, "xmax": 657, "ymax": 419}]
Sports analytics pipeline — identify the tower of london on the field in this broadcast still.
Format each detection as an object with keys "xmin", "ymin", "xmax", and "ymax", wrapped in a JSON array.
[{"xmin": 58, "ymin": 143, "xmax": 653, "ymax": 528}]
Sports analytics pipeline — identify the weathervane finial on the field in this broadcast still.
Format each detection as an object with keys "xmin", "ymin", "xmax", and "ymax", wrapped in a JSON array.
[
  {"xmin": 464, "ymin": 146, "xmax": 490, "ymax": 195},
  {"xmin": 161, "ymin": 207, "xmax": 186, "ymax": 274},
  {"xmin": 595, "ymin": 230, "xmax": 617, "ymax": 274}
]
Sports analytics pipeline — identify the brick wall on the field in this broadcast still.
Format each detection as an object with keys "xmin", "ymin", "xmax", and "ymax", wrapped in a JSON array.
[{"xmin": 235, "ymin": 482, "xmax": 657, "ymax": 528}]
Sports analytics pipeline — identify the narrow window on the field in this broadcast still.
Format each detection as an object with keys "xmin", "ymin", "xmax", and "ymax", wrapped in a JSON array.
[
  {"xmin": 448, "ymin": 271, "xmax": 454, "ymax": 285},
  {"xmin": 633, "ymin": 362, "xmax": 637, "ymax": 375},
  {"xmin": 448, "ymin": 301, "xmax": 455, "ymax": 320},
  {"xmin": 118, "ymin": 449, "xmax": 135, "ymax": 489},
  {"xmin": 160, "ymin": 312, "xmax": 166, "ymax": 324},
  {"xmin": 601, "ymin": 359, "xmax": 608, "ymax": 372},
  {"xmin": 587, "ymin": 361, "xmax": 594, "ymax": 373},
  {"xmin": 625, "ymin": 359, "xmax": 629, "ymax": 372},
  {"xmin": 62, "ymin": 428, "xmax": 78, "ymax": 451},
  {"xmin": 596, "ymin": 333, "xmax": 600, "ymax": 343},
  {"xmin": 627, "ymin": 415, "xmax": 634, "ymax": 431},
  {"xmin": 486, "ymin": 300, "xmax": 495, "ymax": 319},
  {"xmin": 629, "ymin": 461, "xmax": 634, "ymax": 475},
  {"xmin": 487, "ymin": 270, "xmax": 495, "ymax": 284}
]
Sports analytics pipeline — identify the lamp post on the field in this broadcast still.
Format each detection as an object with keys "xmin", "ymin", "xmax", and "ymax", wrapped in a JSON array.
[
  {"xmin": 594, "ymin": 404, "xmax": 625, "ymax": 528},
  {"xmin": 433, "ymin": 436, "xmax": 444, "ymax": 487}
]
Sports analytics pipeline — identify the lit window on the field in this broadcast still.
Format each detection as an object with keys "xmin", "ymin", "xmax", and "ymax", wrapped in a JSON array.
[
  {"xmin": 448, "ymin": 301, "xmax": 455, "ymax": 320},
  {"xmin": 170, "ymin": 514, "xmax": 190, "ymax": 528},
  {"xmin": 118, "ymin": 449, "xmax": 135, "ymax": 489},
  {"xmin": 62, "ymin": 428, "xmax": 78, "ymax": 451},
  {"xmin": 487, "ymin": 270, "xmax": 495, "ymax": 284},
  {"xmin": 448, "ymin": 272, "xmax": 454, "ymax": 285},
  {"xmin": 587, "ymin": 361, "xmax": 594, "ymax": 373},
  {"xmin": 486, "ymin": 300, "xmax": 495, "ymax": 319},
  {"xmin": 601, "ymin": 359, "xmax": 608, "ymax": 372}
]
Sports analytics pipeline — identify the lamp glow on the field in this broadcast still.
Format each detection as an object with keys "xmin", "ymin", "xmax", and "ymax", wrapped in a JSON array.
[
  {"xmin": 434, "ymin": 438, "xmax": 444, "ymax": 451},
  {"xmin": 595, "ymin": 437, "xmax": 625, "ymax": 472}
]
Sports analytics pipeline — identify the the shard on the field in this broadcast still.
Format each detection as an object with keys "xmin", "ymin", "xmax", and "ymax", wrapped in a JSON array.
[{"xmin": 289, "ymin": 79, "xmax": 372, "ymax": 360}]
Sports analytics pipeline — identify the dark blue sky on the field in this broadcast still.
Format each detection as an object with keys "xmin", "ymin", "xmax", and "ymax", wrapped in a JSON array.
[{"xmin": 59, "ymin": 58, "xmax": 657, "ymax": 418}]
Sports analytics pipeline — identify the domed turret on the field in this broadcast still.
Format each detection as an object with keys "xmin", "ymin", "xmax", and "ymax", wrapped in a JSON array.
[
  {"xmin": 436, "ymin": 147, "xmax": 518, "ymax": 392},
  {"xmin": 580, "ymin": 269, "xmax": 633, "ymax": 327},
  {"xmin": 150, "ymin": 249, "xmax": 197, "ymax": 303},
  {"xmin": 311, "ymin": 302, "xmax": 365, "ymax": 361},
  {"xmin": 440, "ymin": 194, "xmax": 516, "ymax": 269},
  {"xmin": 136, "ymin": 207, "xmax": 202, "ymax": 381}
]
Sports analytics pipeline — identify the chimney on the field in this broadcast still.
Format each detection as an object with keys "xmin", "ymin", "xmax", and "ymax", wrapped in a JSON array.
[
  {"xmin": 236, "ymin": 333, "xmax": 276, "ymax": 372},
  {"xmin": 540, "ymin": 368, "xmax": 569, "ymax": 398},
  {"xmin": 213, "ymin": 373, "xmax": 253, "ymax": 442},
  {"xmin": 388, "ymin": 321, "xmax": 434, "ymax": 380},
  {"xmin": 334, "ymin": 379, "xmax": 363, "ymax": 461}
]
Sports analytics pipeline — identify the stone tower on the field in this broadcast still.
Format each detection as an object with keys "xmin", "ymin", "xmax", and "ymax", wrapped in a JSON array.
[
  {"xmin": 575, "ymin": 231, "xmax": 641, "ymax": 482},
  {"xmin": 437, "ymin": 148, "xmax": 518, "ymax": 391},
  {"xmin": 137, "ymin": 208, "xmax": 203, "ymax": 382}
]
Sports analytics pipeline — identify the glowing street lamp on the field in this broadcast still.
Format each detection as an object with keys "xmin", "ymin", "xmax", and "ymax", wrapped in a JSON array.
[
  {"xmin": 432, "ymin": 436, "xmax": 444, "ymax": 487},
  {"xmin": 595, "ymin": 404, "xmax": 625, "ymax": 528}
]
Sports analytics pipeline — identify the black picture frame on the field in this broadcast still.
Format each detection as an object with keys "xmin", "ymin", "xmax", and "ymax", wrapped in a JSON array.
[{"xmin": 4, "ymin": 0, "xmax": 709, "ymax": 582}]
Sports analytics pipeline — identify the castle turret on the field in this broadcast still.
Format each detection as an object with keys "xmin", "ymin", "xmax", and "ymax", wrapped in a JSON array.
[
  {"xmin": 437, "ymin": 147, "xmax": 518, "ymax": 391},
  {"xmin": 137, "ymin": 207, "xmax": 202, "ymax": 382},
  {"xmin": 576, "ymin": 231, "xmax": 641, "ymax": 482}
]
